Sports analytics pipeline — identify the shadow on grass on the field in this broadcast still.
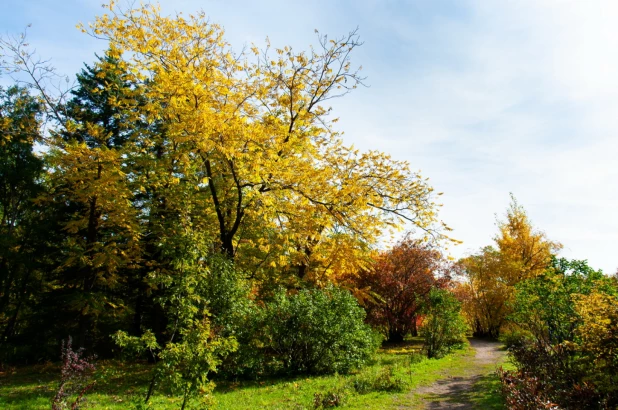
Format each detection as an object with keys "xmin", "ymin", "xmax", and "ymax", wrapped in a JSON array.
[
  {"xmin": 0, "ymin": 361, "xmax": 156, "ymax": 409},
  {"xmin": 468, "ymin": 371, "xmax": 505, "ymax": 410}
]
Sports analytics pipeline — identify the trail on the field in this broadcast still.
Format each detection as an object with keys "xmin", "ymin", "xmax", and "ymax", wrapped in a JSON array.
[{"xmin": 407, "ymin": 339, "xmax": 506, "ymax": 409}]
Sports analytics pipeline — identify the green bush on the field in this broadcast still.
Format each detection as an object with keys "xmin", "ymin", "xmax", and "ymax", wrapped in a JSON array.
[
  {"xmin": 226, "ymin": 286, "xmax": 381, "ymax": 377},
  {"xmin": 422, "ymin": 288, "xmax": 468, "ymax": 359},
  {"xmin": 501, "ymin": 257, "xmax": 618, "ymax": 409}
]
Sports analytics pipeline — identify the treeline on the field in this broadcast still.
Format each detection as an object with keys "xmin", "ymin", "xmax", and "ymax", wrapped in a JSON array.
[{"xmin": 0, "ymin": 0, "xmax": 462, "ymax": 384}]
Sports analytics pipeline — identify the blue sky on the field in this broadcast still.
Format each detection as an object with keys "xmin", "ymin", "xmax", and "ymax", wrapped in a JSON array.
[{"xmin": 2, "ymin": 0, "xmax": 617, "ymax": 273}]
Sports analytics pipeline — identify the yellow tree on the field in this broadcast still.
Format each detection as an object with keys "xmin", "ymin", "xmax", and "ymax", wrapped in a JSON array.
[
  {"xmin": 459, "ymin": 247, "xmax": 511, "ymax": 337},
  {"xmin": 494, "ymin": 193, "xmax": 562, "ymax": 284},
  {"xmin": 84, "ymin": 2, "xmax": 453, "ymax": 283},
  {"xmin": 461, "ymin": 195, "xmax": 561, "ymax": 337}
]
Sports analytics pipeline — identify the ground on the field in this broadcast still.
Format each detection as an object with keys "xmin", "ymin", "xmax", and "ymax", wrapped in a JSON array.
[{"xmin": 405, "ymin": 339, "xmax": 507, "ymax": 409}]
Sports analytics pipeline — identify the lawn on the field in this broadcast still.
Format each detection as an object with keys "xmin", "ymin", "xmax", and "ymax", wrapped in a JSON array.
[{"xmin": 0, "ymin": 338, "xmax": 502, "ymax": 409}]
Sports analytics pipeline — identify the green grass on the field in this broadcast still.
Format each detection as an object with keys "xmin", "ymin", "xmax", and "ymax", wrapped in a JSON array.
[
  {"xmin": 0, "ymin": 338, "xmax": 493, "ymax": 409},
  {"xmin": 467, "ymin": 358, "xmax": 515, "ymax": 410}
]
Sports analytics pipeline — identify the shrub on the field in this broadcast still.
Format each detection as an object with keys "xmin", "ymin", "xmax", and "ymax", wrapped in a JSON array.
[
  {"xmin": 51, "ymin": 337, "xmax": 96, "ymax": 410},
  {"xmin": 226, "ymin": 285, "xmax": 381, "ymax": 377},
  {"xmin": 502, "ymin": 257, "xmax": 618, "ymax": 409},
  {"xmin": 498, "ymin": 366, "xmax": 560, "ymax": 410},
  {"xmin": 113, "ymin": 251, "xmax": 240, "ymax": 409},
  {"xmin": 422, "ymin": 288, "xmax": 468, "ymax": 359}
]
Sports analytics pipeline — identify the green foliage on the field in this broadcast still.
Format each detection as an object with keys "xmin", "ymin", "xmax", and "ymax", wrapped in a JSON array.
[
  {"xmin": 0, "ymin": 85, "xmax": 47, "ymax": 361},
  {"xmin": 502, "ymin": 257, "xmax": 618, "ymax": 409},
  {"xmin": 157, "ymin": 319, "xmax": 236, "ymax": 410},
  {"xmin": 422, "ymin": 288, "xmax": 468, "ymax": 359},
  {"xmin": 197, "ymin": 254, "xmax": 253, "ymax": 335},
  {"xmin": 228, "ymin": 286, "xmax": 381, "ymax": 377},
  {"xmin": 509, "ymin": 257, "xmax": 609, "ymax": 346},
  {"xmin": 114, "ymin": 238, "xmax": 241, "ymax": 409}
]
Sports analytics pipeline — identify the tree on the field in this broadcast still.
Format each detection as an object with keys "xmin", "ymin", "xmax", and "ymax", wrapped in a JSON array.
[
  {"xmin": 422, "ymin": 288, "xmax": 468, "ymax": 359},
  {"xmin": 41, "ymin": 51, "xmax": 143, "ymax": 351},
  {"xmin": 459, "ymin": 246, "xmax": 511, "ymax": 338},
  {"xmin": 494, "ymin": 193, "xmax": 562, "ymax": 284},
  {"xmin": 460, "ymin": 195, "xmax": 561, "ymax": 337},
  {"xmin": 354, "ymin": 237, "xmax": 453, "ymax": 342},
  {"xmin": 0, "ymin": 1, "xmax": 455, "ymax": 366},
  {"xmin": 82, "ymin": 2, "xmax": 451, "ymax": 282},
  {"xmin": 0, "ymin": 85, "xmax": 46, "ymax": 356}
]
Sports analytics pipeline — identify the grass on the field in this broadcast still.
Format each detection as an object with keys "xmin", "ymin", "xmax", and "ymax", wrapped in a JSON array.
[
  {"xmin": 0, "ymin": 338, "xmax": 499, "ymax": 409},
  {"xmin": 467, "ymin": 357, "xmax": 515, "ymax": 410}
]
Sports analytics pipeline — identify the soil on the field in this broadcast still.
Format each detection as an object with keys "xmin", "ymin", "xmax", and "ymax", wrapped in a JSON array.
[{"xmin": 408, "ymin": 339, "xmax": 506, "ymax": 409}]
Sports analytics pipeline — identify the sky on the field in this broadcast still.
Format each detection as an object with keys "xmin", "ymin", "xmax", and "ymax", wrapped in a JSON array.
[{"xmin": 2, "ymin": 0, "xmax": 617, "ymax": 274}]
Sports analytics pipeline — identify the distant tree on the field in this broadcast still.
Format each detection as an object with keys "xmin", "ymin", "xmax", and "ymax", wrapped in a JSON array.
[
  {"xmin": 355, "ymin": 237, "xmax": 453, "ymax": 342},
  {"xmin": 459, "ymin": 246, "xmax": 510, "ymax": 338},
  {"xmin": 494, "ymin": 194, "xmax": 562, "ymax": 283},
  {"xmin": 460, "ymin": 195, "xmax": 561, "ymax": 338}
]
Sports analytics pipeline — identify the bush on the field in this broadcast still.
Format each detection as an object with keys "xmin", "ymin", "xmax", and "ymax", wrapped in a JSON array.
[
  {"xmin": 499, "ymin": 326, "xmax": 532, "ymax": 350},
  {"xmin": 498, "ymin": 366, "xmax": 560, "ymax": 410},
  {"xmin": 226, "ymin": 286, "xmax": 381, "ymax": 377},
  {"xmin": 501, "ymin": 258, "xmax": 618, "ymax": 409},
  {"xmin": 422, "ymin": 288, "xmax": 468, "ymax": 359},
  {"xmin": 51, "ymin": 337, "xmax": 96, "ymax": 410}
]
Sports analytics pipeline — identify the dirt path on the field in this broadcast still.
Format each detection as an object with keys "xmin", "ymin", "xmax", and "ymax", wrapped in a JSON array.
[{"xmin": 409, "ymin": 339, "xmax": 506, "ymax": 409}]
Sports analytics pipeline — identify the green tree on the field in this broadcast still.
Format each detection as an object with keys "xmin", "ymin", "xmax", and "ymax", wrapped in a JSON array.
[
  {"xmin": 0, "ymin": 85, "xmax": 46, "ymax": 357},
  {"xmin": 41, "ymin": 52, "xmax": 143, "ymax": 351},
  {"xmin": 422, "ymin": 288, "xmax": 468, "ymax": 359}
]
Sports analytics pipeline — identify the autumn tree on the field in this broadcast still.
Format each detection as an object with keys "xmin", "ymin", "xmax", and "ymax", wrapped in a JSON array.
[
  {"xmin": 355, "ymin": 237, "xmax": 453, "ymax": 342},
  {"xmin": 494, "ymin": 194, "xmax": 562, "ymax": 283},
  {"xmin": 459, "ymin": 246, "xmax": 511, "ymax": 338},
  {"xmin": 82, "ymin": 2, "xmax": 451, "ymax": 283},
  {"xmin": 460, "ymin": 195, "xmax": 561, "ymax": 337},
  {"xmin": 0, "ymin": 1, "xmax": 454, "ymax": 363}
]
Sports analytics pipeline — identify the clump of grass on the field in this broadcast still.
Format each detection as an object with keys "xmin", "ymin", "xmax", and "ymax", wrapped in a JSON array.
[
  {"xmin": 350, "ymin": 366, "xmax": 407, "ymax": 394},
  {"xmin": 313, "ymin": 386, "xmax": 348, "ymax": 408}
]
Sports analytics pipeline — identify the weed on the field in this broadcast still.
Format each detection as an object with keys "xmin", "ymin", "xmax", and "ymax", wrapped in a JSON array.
[
  {"xmin": 51, "ymin": 337, "xmax": 96, "ymax": 410},
  {"xmin": 313, "ymin": 387, "xmax": 348, "ymax": 408}
]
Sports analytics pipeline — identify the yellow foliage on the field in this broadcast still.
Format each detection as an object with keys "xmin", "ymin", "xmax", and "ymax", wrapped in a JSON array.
[
  {"xmin": 78, "ymin": 2, "xmax": 452, "ymax": 282},
  {"xmin": 461, "ymin": 195, "xmax": 561, "ymax": 337},
  {"xmin": 573, "ymin": 292, "xmax": 618, "ymax": 375},
  {"xmin": 494, "ymin": 194, "xmax": 562, "ymax": 284}
]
